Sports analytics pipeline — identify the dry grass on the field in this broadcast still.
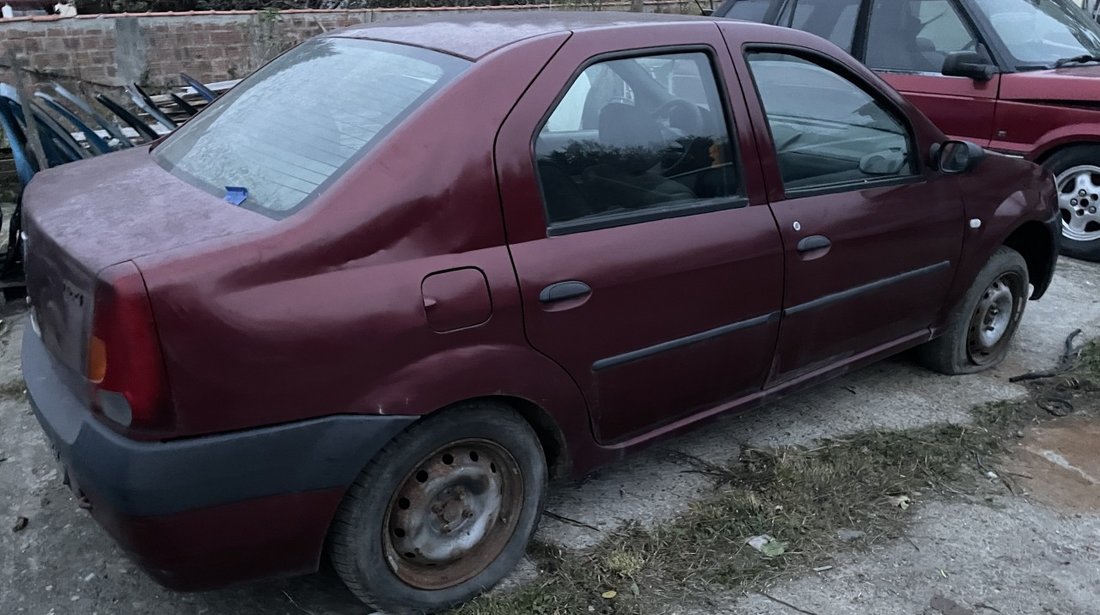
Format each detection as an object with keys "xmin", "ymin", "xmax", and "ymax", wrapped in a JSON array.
[{"xmin": 453, "ymin": 341, "xmax": 1100, "ymax": 615}]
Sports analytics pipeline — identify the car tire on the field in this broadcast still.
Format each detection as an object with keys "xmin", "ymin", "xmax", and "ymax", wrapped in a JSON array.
[
  {"xmin": 1044, "ymin": 145, "xmax": 1100, "ymax": 262},
  {"xmin": 919, "ymin": 247, "xmax": 1029, "ymax": 375},
  {"xmin": 329, "ymin": 401, "xmax": 547, "ymax": 614}
]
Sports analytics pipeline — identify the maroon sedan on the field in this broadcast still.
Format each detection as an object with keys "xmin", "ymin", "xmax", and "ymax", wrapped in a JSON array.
[{"xmin": 21, "ymin": 12, "xmax": 1057, "ymax": 613}]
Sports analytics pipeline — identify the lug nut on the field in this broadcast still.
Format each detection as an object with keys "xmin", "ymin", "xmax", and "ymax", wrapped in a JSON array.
[
  {"xmin": 1079, "ymin": 189, "xmax": 1087, "ymax": 197},
  {"xmin": 1072, "ymin": 198, "xmax": 1079, "ymax": 205}
]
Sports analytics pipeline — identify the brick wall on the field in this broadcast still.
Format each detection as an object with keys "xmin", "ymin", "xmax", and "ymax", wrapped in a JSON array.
[{"xmin": 0, "ymin": 3, "xmax": 691, "ymax": 95}]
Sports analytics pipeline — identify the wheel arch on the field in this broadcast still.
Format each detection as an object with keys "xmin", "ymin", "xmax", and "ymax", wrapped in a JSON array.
[
  {"xmin": 467, "ymin": 394, "xmax": 572, "ymax": 480},
  {"xmin": 1033, "ymin": 139, "xmax": 1100, "ymax": 166},
  {"xmin": 1003, "ymin": 220, "xmax": 1056, "ymax": 299}
]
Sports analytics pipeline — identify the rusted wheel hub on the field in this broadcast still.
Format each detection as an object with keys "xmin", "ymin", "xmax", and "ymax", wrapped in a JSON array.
[
  {"xmin": 966, "ymin": 272, "xmax": 1022, "ymax": 365},
  {"xmin": 383, "ymin": 439, "xmax": 522, "ymax": 590}
]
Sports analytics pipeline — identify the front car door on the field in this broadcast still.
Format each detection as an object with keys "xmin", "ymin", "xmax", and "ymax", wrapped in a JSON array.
[
  {"xmin": 861, "ymin": 0, "xmax": 1000, "ymax": 146},
  {"xmin": 496, "ymin": 24, "xmax": 784, "ymax": 445},
  {"xmin": 719, "ymin": 25, "xmax": 966, "ymax": 384}
]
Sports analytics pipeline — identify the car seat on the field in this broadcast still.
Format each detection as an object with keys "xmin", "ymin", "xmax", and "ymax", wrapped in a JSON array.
[{"xmin": 584, "ymin": 103, "xmax": 695, "ymax": 209}]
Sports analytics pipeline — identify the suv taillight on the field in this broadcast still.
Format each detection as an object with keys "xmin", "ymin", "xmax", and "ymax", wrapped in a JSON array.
[{"xmin": 87, "ymin": 261, "xmax": 171, "ymax": 432}]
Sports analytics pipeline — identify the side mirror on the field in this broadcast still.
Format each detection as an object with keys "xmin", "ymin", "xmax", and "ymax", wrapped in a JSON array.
[
  {"xmin": 942, "ymin": 51, "xmax": 996, "ymax": 81},
  {"xmin": 859, "ymin": 149, "xmax": 907, "ymax": 175},
  {"xmin": 931, "ymin": 140, "xmax": 986, "ymax": 174}
]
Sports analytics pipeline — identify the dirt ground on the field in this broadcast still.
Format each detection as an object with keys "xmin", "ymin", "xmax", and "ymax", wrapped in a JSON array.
[{"xmin": 1, "ymin": 257, "xmax": 1099, "ymax": 615}]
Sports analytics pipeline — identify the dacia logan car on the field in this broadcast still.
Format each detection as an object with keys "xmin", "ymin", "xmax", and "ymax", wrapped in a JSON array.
[
  {"xmin": 715, "ymin": 0, "xmax": 1100, "ymax": 262},
  {"xmin": 20, "ymin": 12, "xmax": 1058, "ymax": 614}
]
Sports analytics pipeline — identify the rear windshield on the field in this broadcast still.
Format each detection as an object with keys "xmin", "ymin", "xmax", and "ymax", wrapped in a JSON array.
[{"xmin": 154, "ymin": 38, "xmax": 469, "ymax": 218}]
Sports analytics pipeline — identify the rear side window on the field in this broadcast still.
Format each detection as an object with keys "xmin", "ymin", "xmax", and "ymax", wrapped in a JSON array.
[
  {"xmin": 777, "ymin": 0, "xmax": 862, "ymax": 52},
  {"xmin": 535, "ymin": 52, "xmax": 743, "ymax": 233},
  {"xmin": 725, "ymin": 0, "xmax": 772, "ymax": 22},
  {"xmin": 155, "ymin": 38, "xmax": 469, "ymax": 218},
  {"xmin": 746, "ymin": 52, "xmax": 914, "ymax": 193}
]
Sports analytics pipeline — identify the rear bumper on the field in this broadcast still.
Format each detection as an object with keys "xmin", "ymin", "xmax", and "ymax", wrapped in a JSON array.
[{"xmin": 22, "ymin": 325, "xmax": 417, "ymax": 589}]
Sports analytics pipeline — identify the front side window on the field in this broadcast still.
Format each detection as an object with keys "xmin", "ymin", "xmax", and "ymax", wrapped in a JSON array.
[
  {"xmin": 972, "ymin": 0, "xmax": 1100, "ymax": 68},
  {"xmin": 746, "ymin": 52, "xmax": 914, "ymax": 193},
  {"xmin": 155, "ymin": 38, "xmax": 469, "ymax": 218},
  {"xmin": 865, "ymin": 0, "xmax": 981, "ymax": 73},
  {"xmin": 536, "ymin": 52, "xmax": 742, "ymax": 230}
]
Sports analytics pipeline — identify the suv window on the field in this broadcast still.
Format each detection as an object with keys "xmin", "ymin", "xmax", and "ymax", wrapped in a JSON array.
[
  {"xmin": 746, "ymin": 52, "xmax": 914, "ymax": 193},
  {"xmin": 536, "ymin": 52, "xmax": 742, "ymax": 230},
  {"xmin": 777, "ymin": 0, "xmax": 862, "ymax": 52},
  {"xmin": 723, "ymin": 0, "xmax": 861, "ymax": 51},
  {"xmin": 865, "ymin": 0, "xmax": 980, "ymax": 73},
  {"xmin": 725, "ymin": 0, "xmax": 772, "ymax": 23}
]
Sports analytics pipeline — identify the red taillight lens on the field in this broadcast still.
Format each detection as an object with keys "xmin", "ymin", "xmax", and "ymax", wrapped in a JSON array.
[{"xmin": 88, "ymin": 261, "xmax": 171, "ymax": 432}]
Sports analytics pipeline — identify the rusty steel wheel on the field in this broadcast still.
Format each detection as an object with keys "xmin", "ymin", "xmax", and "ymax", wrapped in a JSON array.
[
  {"xmin": 329, "ymin": 402, "xmax": 547, "ymax": 614},
  {"xmin": 383, "ymin": 439, "xmax": 523, "ymax": 590},
  {"xmin": 965, "ymin": 271, "xmax": 1025, "ymax": 367},
  {"xmin": 919, "ymin": 247, "xmax": 1029, "ymax": 375}
]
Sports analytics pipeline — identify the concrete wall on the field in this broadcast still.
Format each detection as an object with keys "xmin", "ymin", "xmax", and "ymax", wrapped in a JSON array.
[{"xmin": 0, "ymin": 3, "xmax": 693, "ymax": 93}]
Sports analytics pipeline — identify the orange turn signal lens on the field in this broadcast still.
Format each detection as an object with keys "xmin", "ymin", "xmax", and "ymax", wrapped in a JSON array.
[{"xmin": 87, "ymin": 335, "xmax": 107, "ymax": 383}]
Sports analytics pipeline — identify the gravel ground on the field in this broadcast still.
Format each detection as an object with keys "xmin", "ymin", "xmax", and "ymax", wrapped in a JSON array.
[{"xmin": 0, "ymin": 257, "xmax": 1098, "ymax": 615}]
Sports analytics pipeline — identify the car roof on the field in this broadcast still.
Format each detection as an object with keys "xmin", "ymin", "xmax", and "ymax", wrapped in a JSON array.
[{"xmin": 329, "ymin": 11, "xmax": 717, "ymax": 60}]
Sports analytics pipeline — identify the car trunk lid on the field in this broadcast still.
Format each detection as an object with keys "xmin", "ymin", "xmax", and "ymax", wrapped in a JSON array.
[{"xmin": 22, "ymin": 146, "xmax": 274, "ymax": 380}]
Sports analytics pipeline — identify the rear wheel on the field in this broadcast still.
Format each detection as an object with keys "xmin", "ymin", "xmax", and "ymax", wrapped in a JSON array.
[
  {"xmin": 329, "ymin": 402, "xmax": 546, "ymax": 614},
  {"xmin": 919, "ymin": 247, "xmax": 1029, "ymax": 375},
  {"xmin": 1044, "ymin": 146, "xmax": 1100, "ymax": 262}
]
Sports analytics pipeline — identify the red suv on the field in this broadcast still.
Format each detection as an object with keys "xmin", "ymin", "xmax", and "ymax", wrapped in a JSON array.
[
  {"xmin": 21, "ymin": 13, "xmax": 1057, "ymax": 614},
  {"xmin": 716, "ymin": 0, "xmax": 1100, "ymax": 262}
]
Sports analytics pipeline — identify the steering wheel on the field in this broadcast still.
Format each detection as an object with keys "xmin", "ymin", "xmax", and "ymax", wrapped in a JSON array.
[
  {"xmin": 652, "ymin": 99, "xmax": 705, "ymax": 174},
  {"xmin": 653, "ymin": 98, "xmax": 704, "ymax": 136}
]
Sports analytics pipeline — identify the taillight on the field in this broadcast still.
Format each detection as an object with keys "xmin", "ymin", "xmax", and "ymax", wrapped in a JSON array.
[{"xmin": 88, "ymin": 261, "xmax": 171, "ymax": 432}]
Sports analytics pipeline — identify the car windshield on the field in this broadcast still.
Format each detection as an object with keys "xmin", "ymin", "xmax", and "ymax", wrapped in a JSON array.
[
  {"xmin": 971, "ymin": 0, "xmax": 1100, "ymax": 68},
  {"xmin": 154, "ymin": 38, "xmax": 469, "ymax": 218}
]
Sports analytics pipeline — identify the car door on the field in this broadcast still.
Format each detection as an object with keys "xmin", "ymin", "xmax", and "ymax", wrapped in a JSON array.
[
  {"xmin": 495, "ymin": 24, "xmax": 784, "ymax": 445},
  {"xmin": 721, "ymin": 31, "xmax": 965, "ymax": 384},
  {"xmin": 860, "ymin": 0, "xmax": 999, "ymax": 146}
]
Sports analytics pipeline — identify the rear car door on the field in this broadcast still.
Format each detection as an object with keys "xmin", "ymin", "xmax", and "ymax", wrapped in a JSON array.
[
  {"xmin": 720, "ymin": 28, "xmax": 965, "ymax": 384},
  {"xmin": 862, "ymin": 0, "xmax": 999, "ymax": 146},
  {"xmin": 496, "ymin": 24, "xmax": 784, "ymax": 444}
]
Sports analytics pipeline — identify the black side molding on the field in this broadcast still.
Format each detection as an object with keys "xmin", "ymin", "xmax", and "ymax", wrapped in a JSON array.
[
  {"xmin": 593, "ymin": 311, "xmax": 780, "ymax": 371},
  {"xmin": 785, "ymin": 260, "xmax": 951, "ymax": 317}
]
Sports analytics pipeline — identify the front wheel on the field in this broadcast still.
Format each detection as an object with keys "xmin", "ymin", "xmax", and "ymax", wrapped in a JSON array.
[
  {"xmin": 329, "ymin": 402, "xmax": 547, "ymax": 614},
  {"xmin": 919, "ymin": 247, "xmax": 1029, "ymax": 375},
  {"xmin": 1045, "ymin": 146, "xmax": 1100, "ymax": 262}
]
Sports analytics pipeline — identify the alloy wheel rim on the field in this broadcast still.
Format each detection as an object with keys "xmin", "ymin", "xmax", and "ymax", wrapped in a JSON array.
[
  {"xmin": 383, "ymin": 439, "xmax": 523, "ymax": 590},
  {"xmin": 1055, "ymin": 165, "xmax": 1100, "ymax": 242},
  {"xmin": 966, "ymin": 272, "xmax": 1022, "ymax": 365}
]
